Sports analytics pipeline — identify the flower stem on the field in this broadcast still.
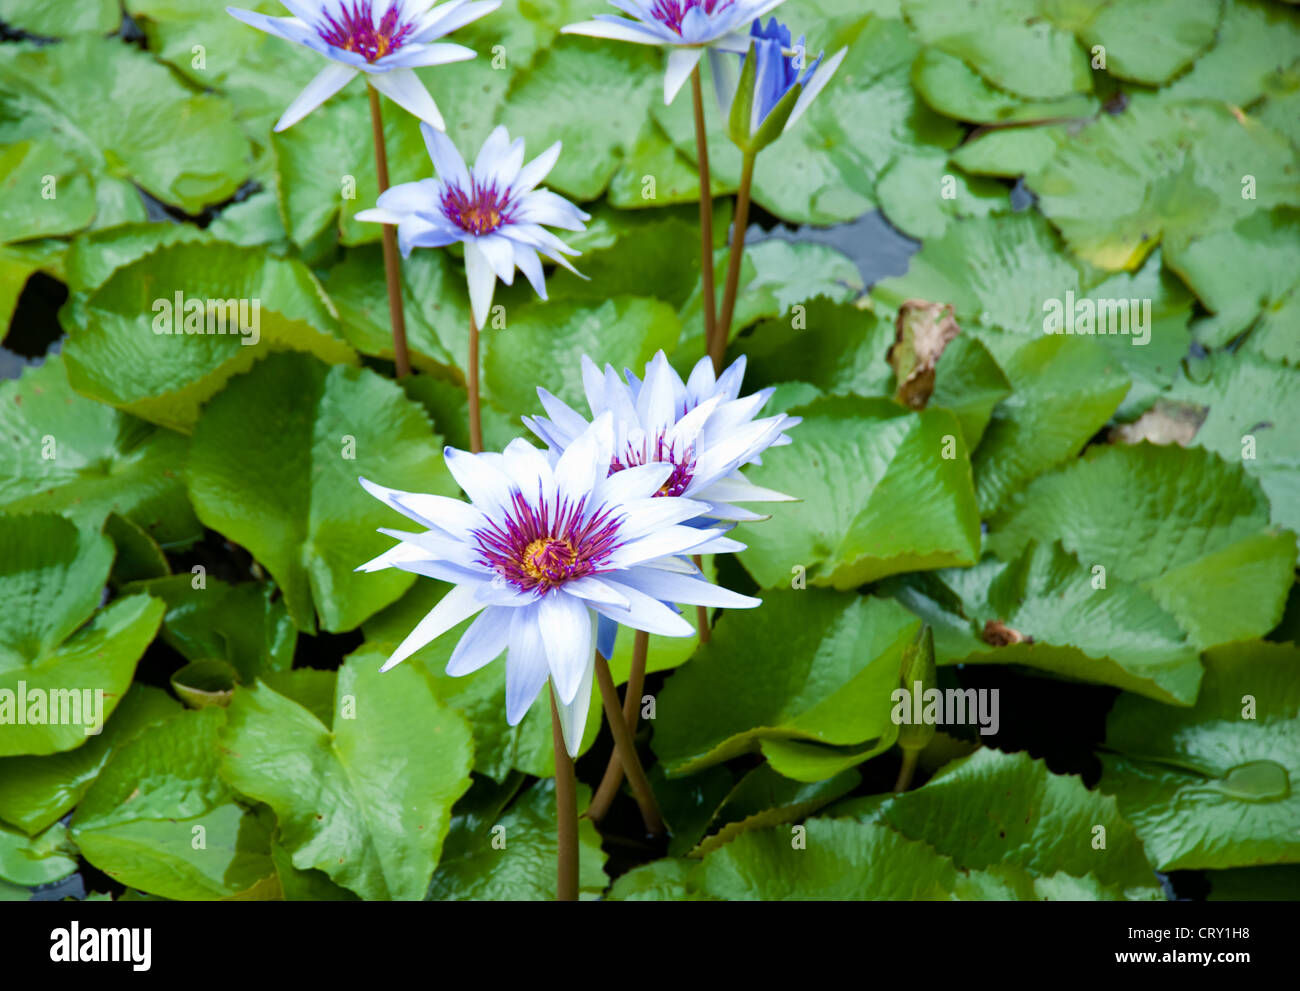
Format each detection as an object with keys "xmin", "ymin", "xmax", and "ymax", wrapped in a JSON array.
[
  {"xmin": 586, "ymin": 630, "xmax": 649, "ymax": 823},
  {"xmin": 367, "ymin": 84, "xmax": 411, "ymax": 379},
  {"xmin": 548, "ymin": 684, "xmax": 579, "ymax": 902},
  {"xmin": 894, "ymin": 748, "xmax": 919, "ymax": 794},
  {"xmin": 714, "ymin": 149, "xmax": 756, "ymax": 372},
  {"xmin": 594, "ymin": 648, "xmax": 664, "ymax": 837},
  {"xmin": 689, "ymin": 65, "xmax": 718, "ymax": 365},
  {"xmin": 692, "ymin": 555, "xmax": 711, "ymax": 642},
  {"xmin": 467, "ymin": 315, "xmax": 483, "ymax": 453}
]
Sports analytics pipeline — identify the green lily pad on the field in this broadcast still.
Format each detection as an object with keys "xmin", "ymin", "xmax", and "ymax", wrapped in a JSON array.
[
  {"xmin": 972, "ymin": 334, "xmax": 1130, "ymax": 512},
  {"xmin": 733, "ymin": 394, "xmax": 981, "ymax": 589},
  {"xmin": 121, "ymin": 574, "xmax": 296, "ymax": 684},
  {"xmin": 186, "ymin": 351, "xmax": 458, "ymax": 633},
  {"xmin": 910, "ymin": 46, "xmax": 1099, "ymax": 123},
  {"xmin": 0, "ymin": 684, "xmax": 180, "ymax": 835},
  {"xmin": 1169, "ymin": 350, "xmax": 1300, "ymax": 537},
  {"xmin": 427, "ymin": 777, "xmax": 608, "ymax": 900},
  {"xmin": 835, "ymin": 748, "xmax": 1162, "ymax": 898},
  {"xmin": 485, "ymin": 296, "xmax": 681, "ymax": 418},
  {"xmin": 0, "ymin": 0, "xmax": 120, "ymax": 35},
  {"xmin": 0, "ymin": 820, "xmax": 78, "ymax": 887},
  {"xmin": 902, "ymin": 0, "xmax": 1093, "ymax": 100},
  {"xmin": 0, "ymin": 356, "xmax": 201, "ymax": 548},
  {"xmin": 71, "ymin": 707, "xmax": 276, "ymax": 899},
  {"xmin": 1163, "ymin": 0, "xmax": 1300, "ymax": 106},
  {"xmin": 219, "ymin": 649, "xmax": 474, "ymax": 901},
  {"xmin": 1029, "ymin": 99, "xmax": 1300, "ymax": 271},
  {"xmin": 653, "ymin": 590, "xmax": 916, "ymax": 775},
  {"xmin": 0, "ymin": 37, "xmax": 249, "ymax": 217},
  {"xmin": 989, "ymin": 443, "xmax": 1297, "ymax": 649},
  {"xmin": 62, "ymin": 240, "xmax": 356, "ymax": 433},
  {"xmin": 362, "ymin": 581, "xmax": 602, "ymax": 781},
  {"xmin": 1099, "ymin": 640, "xmax": 1300, "ymax": 870}
]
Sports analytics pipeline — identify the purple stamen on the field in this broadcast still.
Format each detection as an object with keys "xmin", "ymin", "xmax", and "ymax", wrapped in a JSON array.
[
  {"xmin": 610, "ymin": 434, "xmax": 697, "ymax": 498},
  {"xmin": 318, "ymin": 0, "xmax": 414, "ymax": 62},
  {"xmin": 472, "ymin": 489, "xmax": 624, "ymax": 593},
  {"xmin": 648, "ymin": 0, "xmax": 734, "ymax": 35},
  {"xmin": 441, "ymin": 178, "xmax": 515, "ymax": 236}
]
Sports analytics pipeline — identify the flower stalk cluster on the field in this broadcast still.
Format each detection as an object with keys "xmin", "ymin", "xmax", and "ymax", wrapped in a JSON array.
[{"xmin": 231, "ymin": 0, "xmax": 830, "ymax": 902}]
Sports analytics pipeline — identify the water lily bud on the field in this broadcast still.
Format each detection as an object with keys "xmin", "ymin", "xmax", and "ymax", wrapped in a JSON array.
[{"xmin": 898, "ymin": 624, "xmax": 937, "ymax": 753}]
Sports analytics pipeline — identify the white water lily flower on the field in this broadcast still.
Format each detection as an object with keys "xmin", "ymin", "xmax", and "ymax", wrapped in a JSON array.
[
  {"xmin": 355, "ymin": 123, "xmax": 589, "ymax": 329},
  {"xmin": 524, "ymin": 351, "xmax": 799, "ymax": 524},
  {"xmin": 356, "ymin": 413, "xmax": 758, "ymax": 755},
  {"xmin": 562, "ymin": 0, "xmax": 790, "ymax": 104},
  {"xmin": 226, "ymin": 0, "xmax": 500, "ymax": 131}
]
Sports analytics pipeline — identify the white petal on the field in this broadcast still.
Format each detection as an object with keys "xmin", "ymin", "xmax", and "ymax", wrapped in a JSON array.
[
  {"xmin": 273, "ymin": 62, "xmax": 358, "ymax": 131},
  {"xmin": 376, "ymin": 41, "xmax": 477, "ymax": 69},
  {"xmin": 635, "ymin": 350, "xmax": 677, "ymax": 437},
  {"xmin": 355, "ymin": 540, "xmax": 429, "ymax": 573},
  {"xmin": 555, "ymin": 651, "xmax": 593, "ymax": 757},
  {"xmin": 552, "ymin": 414, "xmax": 604, "ymax": 505},
  {"xmin": 538, "ymin": 593, "xmax": 592, "ymax": 705},
  {"xmin": 616, "ymin": 496, "xmax": 710, "ymax": 541},
  {"xmin": 616, "ymin": 566, "xmax": 761, "ymax": 609},
  {"xmin": 535, "ymin": 388, "xmax": 590, "ymax": 442},
  {"xmin": 475, "ymin": 232, "xmax": 517, "ymax": 284},
  {"xmin": 421, "ymin": 121, "xmax": 470, "ymax": 187},
  {"xmin": 368, "ymin": 68, "xmax": 444, "ymax": 130},
  {"xmin": 664, "ymin": 47, "xmax": 703, "ymax": 105},
  {"xmin": 588, "ymin": 582, "xmax": 694, "ymax": 637},
  {"xmin": 445, "ymin": 605, "xmax": 511, "ymax": 675},
  {"xmin": 444, "ymin": 446, "xmax": 516, "ymax": 513},
  {"xmin": 411, "ymin": 0, "xmax": 499, "ymax": 42},
  {"xmin": 786, "ymin": 47, "xmax": 846, "ymax": 131},
  {"xmin": 505, "ymin": 604, "xmax": 550, "ymax": 724},
  {"xmin": 381, "ymin": 582, "xmax": 486, "ymax": 671},
  {"xmin": 560, "ymin": 18, "xmax": 670, "ymax": 45},
  {"xmin": 606, "ymin": 525, "xmax": 725, "ymax": 569},
  {"xmin": 462, "ymin": 239, "xmax": 498, "ymax": 329},
  {"xmin": 594, "ymin": 462, "xmax": 673, "ymax": 504},
  {"xmin": 514, "ymin": 140, "xmax": 561, "ymax": 192},
  {"xmin": 695, "ymin": 473, "xmax": 796, "ymax": 504},
  {"xmin": 563, "ymin": 576, "xmax": 631, "ymax": 610},
  {"xmin": 512, "ymin": 243, "xmax": 548, "ymax": 299}
]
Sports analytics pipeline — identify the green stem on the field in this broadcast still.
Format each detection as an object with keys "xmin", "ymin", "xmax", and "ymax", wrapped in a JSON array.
[
  {"xmin": 586, "ymin": 630, "xmax": 649, "ymax": 824},
  {"xmin": 690, "ymin": 65, "xmax": 718, "ymax": 367},
  {"xmin": 894, "ymin": 748, "xmax": 919, "ymax": 794},
  {"xmin": 467, "ymin": 315, "xmax": 482, "ymax": 453},
  {"xmin": 714, "ymin": 149, "xmax": 756, "ymax": 370},
  {"xmin": 594, "ymin": 649, "xmax": 664, "ymax": 836},
  {"xmin": 367, "ymin": 85, "xmax": 411, "ymax": 379},
  {"xmin": 549, "ymin": 684, "xmax": 579, "ymax": 901}
]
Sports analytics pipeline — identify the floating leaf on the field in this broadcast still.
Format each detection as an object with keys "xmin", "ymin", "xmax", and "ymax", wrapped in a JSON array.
[{"xmin": 219, "ymin": 649, "xmax": 474, "ymax": 901}]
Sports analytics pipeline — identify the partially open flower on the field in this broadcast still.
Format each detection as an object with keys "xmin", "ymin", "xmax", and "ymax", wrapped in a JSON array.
[
  {"xmin": 562, "ymin": 0, "xmax": 791, "ymax": 104},
  {"xmin": 711, "ymin": 17, "xmax": 846, "ymax": 152},
  {"xmin": 226, "ymin": 0, "xmax": 500, "ymax": 130},
  {"xmin": 356, "ymin": 413, "xmax": 758, "ymax": 754},
  {"xmin": 525, "ymin": 351, "xmax": 799, "ymax": 524},
  {"xmin": 355, "ymin": 123, "xmax": 589, "ymax": 329}
]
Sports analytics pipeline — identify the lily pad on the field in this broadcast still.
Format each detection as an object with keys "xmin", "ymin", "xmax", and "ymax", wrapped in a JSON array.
[
  {"xmin": 186, "ymin": 351, "xmax": 459, "ymax": 633},
  {"xmin": 733, "ymin": 394, "xmax": 981, "ymax": 589},
  {"xmin": 653, "ymin": 590, "xmax": 917, "ymax": 775},
  {"xmin": 1099, "ymin": 640, "xmax": 1300, "ymax": 870},
  {"xmin": 219, "ymin": 649, "xmax": 474, "ymax": 901}
]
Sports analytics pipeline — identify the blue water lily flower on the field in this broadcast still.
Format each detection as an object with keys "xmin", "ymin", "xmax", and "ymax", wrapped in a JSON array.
[
  {"xmin": 525, "ymin": 351, "xmax": 798, "ymax": 659},
  {"xmin": 562, "ymin": 0, "xmax": 791, "ymax": 104},
  {"xmin": 356, "ymin": 413, "xmax": 759, "ymax": 754},
  {"xmin": 226, "ymin": 0, "xmax": 500, "ymax": 131},
  {"xmin": 525, "ymin": 351, "xmax": 799, "ymax": 523},
  {"xmin": 712, "ymin": 17, "xmax": 846, "ymax": 149},
  {"xmin": 355, "ymin": 123, "xmax": 590, "ymax": 329}
]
